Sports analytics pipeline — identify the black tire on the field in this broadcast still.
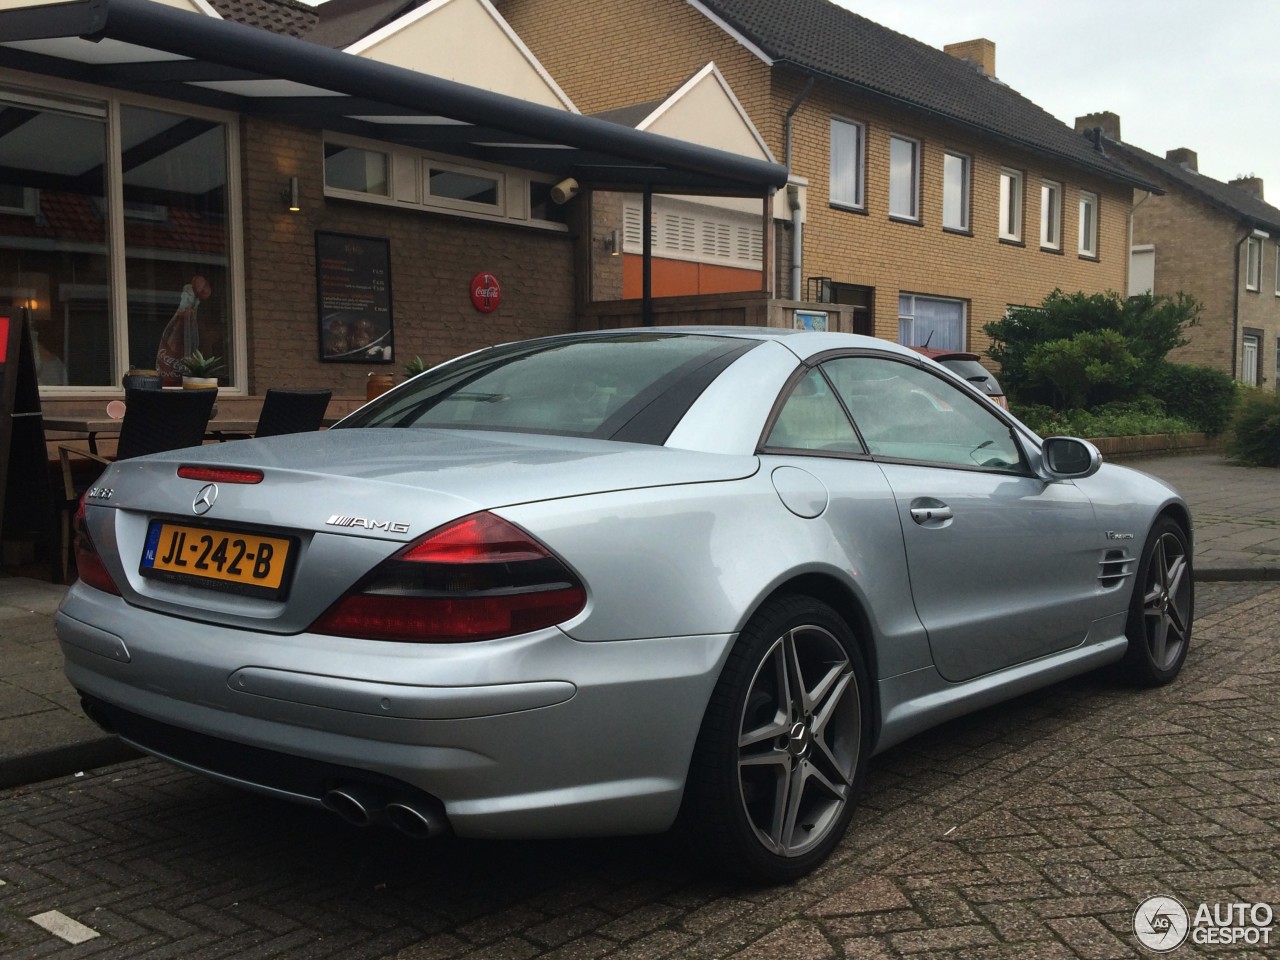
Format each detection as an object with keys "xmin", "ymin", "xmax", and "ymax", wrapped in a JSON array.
[
  {"xmin": 1121, "ymin": 516, "xmax": 1193, "ymax": 686},
  {"xmin": 679, "ymin": 595, "xmax": 870, "ymax": 883}
]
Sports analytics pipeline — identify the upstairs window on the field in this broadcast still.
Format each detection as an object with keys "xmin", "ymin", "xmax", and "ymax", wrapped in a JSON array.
[
  {"xmin": 942, "ymin": 151, "xmax": 970, "ymax": 231},
  {"xmin": 1246, "ymin": 236, "xmax": 1262, "ymax": 291},
  {"xmin": 1040, "ymin": 180, "xmax": 1061, "ymax": 250},
  {"xmin": 830, "ymin": 118, "xmax": 865, "ymax": 210},
  {"xmin": 999, "ymin": 168, "xmax": 1023, "ymax": 242},
  {"xmin": 889, "ymin": 135, "xmax": 920, "ymax": 221},
  {"xmin": 324, "ymin": 144, "xmax": 389, "ymax": 196},
  {"xmin": 1078, "ymin": 192, "xmax": 1098, "ymax": 258}
]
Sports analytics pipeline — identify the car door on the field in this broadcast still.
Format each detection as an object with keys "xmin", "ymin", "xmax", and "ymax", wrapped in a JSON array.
[{"xmin": 821, "ymin": 354, "xmax": 1101, "ymax": 683}]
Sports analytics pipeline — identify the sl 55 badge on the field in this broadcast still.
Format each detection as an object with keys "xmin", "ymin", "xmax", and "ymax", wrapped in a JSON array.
[
  {"xmin": 1106, "ymin": 531, "xmax": 1135, "ymax": 540},
  {"xmin": 87, "ymin": 487, "xmax": 114, "ymax": 501}
]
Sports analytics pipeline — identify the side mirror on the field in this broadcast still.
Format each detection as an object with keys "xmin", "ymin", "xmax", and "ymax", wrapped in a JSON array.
[{"xmin": 1040, "ymin": 436, "xmax": 1102, "ymax": 480}]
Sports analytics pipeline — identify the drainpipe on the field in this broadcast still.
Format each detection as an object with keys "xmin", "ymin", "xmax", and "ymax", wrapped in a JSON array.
[{"xmin": 784, "ymin": 78, "xmax": 814, "ymax": 300}]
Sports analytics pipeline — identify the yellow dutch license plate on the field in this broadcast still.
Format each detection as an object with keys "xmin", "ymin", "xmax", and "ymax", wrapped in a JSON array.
[{"xmin": 141, "ymin": 520, "xmax": 294, "ymax": 597}]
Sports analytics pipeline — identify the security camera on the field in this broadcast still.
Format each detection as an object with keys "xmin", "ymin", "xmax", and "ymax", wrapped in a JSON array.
[{"xmin": 550, "ymin": 177, "xmax": 579, "ymax": 204}]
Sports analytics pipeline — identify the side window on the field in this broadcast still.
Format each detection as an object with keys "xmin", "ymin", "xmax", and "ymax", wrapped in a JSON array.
[
  {"xmin": 822, "ymin": 357, "xmax": 1024, "ymax": 471},
  {"xmin": 764, "ymin": 368, "xmax": 863, "ymax": 454}
]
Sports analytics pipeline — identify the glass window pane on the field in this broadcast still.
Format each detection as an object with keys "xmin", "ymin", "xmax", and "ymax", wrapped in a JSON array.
[
  {"xmin": 324, "ymin": 144, "xmax": 389, "ymax": 196},
  {"xmin": 120, "ymin": 106, "xmax": 231, "ymax": 387},
  {"xmin": 0, "ymin": 97, "xmax": 109, "ymax": 386},
  {"xmin": 898, "ymin": 294, "xmax": 964, "ymax": 351},
  {"xmin": 765, "ymin": 368, "xmax": 861, "ymax": 453},
  {"xmin": 1041, "ymin": 181, "xmax": 1060, "ymax": 247},
  {"xmin": 943, "ymin": 153, "xmax": 968, "ymax": 230},
  {"xmin": 830, "ymin": 119, "xmax": 862, "ymax": 207},
  {"xmin": 889, "ymin": 136, "xmax": 917, "ymax": 218},
  {"xmin": 1079, "ymin": 193, "xmax": 1097, "ymax": 256},
  {"xmin": 429, "ymin": 168, "xmax": 498, "ymax": 206},
  {"xmin": 824, "ymin": 357, "xmax": 1022, "ymax": 469},
  {"xmin": 1000, "ymin": 170, "xmax": 1021, "ymax": 239}
]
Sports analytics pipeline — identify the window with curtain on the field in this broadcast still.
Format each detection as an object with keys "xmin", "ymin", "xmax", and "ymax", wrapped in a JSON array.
[
  {"xmin": 943, "ymin": 151, "xmax": 969, "ymax": 231},
  {"xmin": 1078, "ymin": 192, "xmax": 1098, "ymax": 257},
  {"xmin": 999, "ymin": 168, "xmax": 1022, "ymax": 241},
  {"xmin": 899, "ymin": 293, "xmax": 965, "ymax": 351},
  {"xmin": 1040, "ymin": 180, "xmax": 1061, "ymax": 250},
  {"xmin": 829, "ymin": 118, "xmax": 864, "ymax": 210},
  {"xmin": 889, "ymin": 135, "xmax": 919, "ymax": 221}
]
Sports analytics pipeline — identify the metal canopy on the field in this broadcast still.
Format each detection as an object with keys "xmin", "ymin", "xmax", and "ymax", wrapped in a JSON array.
[{"xmin": 0, "ymin": 0, "xmax": 788, "ymax": 195}]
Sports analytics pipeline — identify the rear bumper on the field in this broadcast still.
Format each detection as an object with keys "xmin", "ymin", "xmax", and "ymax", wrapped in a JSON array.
[{"xmin": 56, "ymin": 584, "xmax": 735, "ymax": 838}]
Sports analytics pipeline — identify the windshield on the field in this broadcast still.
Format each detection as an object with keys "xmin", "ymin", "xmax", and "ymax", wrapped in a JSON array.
[{"xmin": 338, "ymin": 333, "xmax": 755, "ymax": 442}]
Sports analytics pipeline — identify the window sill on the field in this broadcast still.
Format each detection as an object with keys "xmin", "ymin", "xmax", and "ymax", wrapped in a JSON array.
[
  {"xmin": 830, "ymin": 203, "xmax": 869, "ymax": 216},
  {"xmin": 1078, "ymin": 253, "xmax": 1100, "ymax": 263},
  {"xmin": 1040, "ymin": 245, "xmax": 1064, "ymax": 256},
  {"xmin": 998, "ymin": 236, "xmax": 1025, "ymax": 247},
  {"xmin": 942, "ymin": 226, "xmax": 972, "ymax": 237},
  {"xmin": 889, "ymin": 215, "xmax": 923, "ymax": 227}
]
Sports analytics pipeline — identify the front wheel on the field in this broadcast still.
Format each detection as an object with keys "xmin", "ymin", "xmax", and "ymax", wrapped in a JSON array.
[
  {"xmin": 1121, "ymin": 516, "xmax": 1193, "ymax": 686},
  {"xmin": 680, "ymin": 595, "xmax": 869, "ymax": 882}
]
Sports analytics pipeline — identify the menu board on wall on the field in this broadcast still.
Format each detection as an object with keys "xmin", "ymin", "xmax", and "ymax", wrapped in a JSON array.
[{"xmin": 315, "ymin": 231, "xmax": 394, "ymax": 363}]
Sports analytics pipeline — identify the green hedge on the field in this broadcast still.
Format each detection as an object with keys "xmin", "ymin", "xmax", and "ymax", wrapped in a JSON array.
[
  {"xmin": 1147, "ymin": 361, "xmax": 1239, "ymax": 435},
  {"xmin": 1226, "ymin": 391, "xmax": 1280, "ymax": 466},
  {"xmin": 1015, "ymin": 400, "xmax": 1196, "ymax": 439}
]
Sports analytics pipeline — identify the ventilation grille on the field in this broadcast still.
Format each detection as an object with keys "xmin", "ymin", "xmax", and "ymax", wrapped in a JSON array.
[{"xmin": 1097, "ymin": 549, "xmax": 1135, "ymax": 589}]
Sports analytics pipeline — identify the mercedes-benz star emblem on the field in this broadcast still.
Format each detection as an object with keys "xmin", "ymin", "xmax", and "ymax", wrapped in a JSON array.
[{"xmin": 192, "ymin": 483, "xmax": 219, "ymax": 515}]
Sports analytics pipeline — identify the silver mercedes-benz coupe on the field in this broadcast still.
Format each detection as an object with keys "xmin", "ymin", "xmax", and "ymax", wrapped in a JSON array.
[{"xmin": 57, "ymin": 329, "xmax": 1193, "ymax": 882}]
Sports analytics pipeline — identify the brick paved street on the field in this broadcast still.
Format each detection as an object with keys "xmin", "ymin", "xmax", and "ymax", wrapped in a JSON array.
[{"xmin": 1, "ymin": 582, "xmax": 1276, "ymax": 959}]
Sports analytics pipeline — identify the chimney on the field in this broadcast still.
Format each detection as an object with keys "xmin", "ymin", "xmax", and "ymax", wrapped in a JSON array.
[
  {"xmin": 1166, "ymin": 148, "xmax": 1198, "ymax": 172},
  {"xmin": 943, "ymin": 38, "xmax": 995, "ymax": 78},
  {"xmin": 1074, "ymin": 112, "xmax": 1121, "ymax": 141},
  {"xmin": 1230, "ymin": 176, "xmax": 1264, "ymax": 200}
]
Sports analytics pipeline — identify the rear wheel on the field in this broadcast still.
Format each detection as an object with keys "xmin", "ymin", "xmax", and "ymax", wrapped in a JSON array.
[
  {"xmin": 680, "ymin": 595, "xmax": 869, "ymax": 882},
  {"xmin": 1121, "ymin": 516, "xmax": 1193, "ymax": 686}
]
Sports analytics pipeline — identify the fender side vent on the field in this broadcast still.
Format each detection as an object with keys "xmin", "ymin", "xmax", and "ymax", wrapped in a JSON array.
[{"xmin": 1098, "ymin": 549, "xmax": 1134, "ymax": 589}]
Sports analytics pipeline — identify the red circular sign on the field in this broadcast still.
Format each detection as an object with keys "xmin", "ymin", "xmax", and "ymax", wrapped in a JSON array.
[{"xmin": 470, "ymin": 273, "xmax": 501, "ymax": 313}]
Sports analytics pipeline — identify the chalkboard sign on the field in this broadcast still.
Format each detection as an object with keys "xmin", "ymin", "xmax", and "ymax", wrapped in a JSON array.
[
  {"xmin": 315, "ymin": 231, "xmax": 394, "ymax": 363},
  {"xmin": 0, "ymin": 309, "xmax": 53, "ymax": 562}
]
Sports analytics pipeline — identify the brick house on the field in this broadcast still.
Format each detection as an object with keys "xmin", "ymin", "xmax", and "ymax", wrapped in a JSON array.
[
  {"xmin": 496, "ymin": 0, "xmax": 1155, "ymax": 354},
  {"xmin": 0, "ymin": 0, "xmax": 783, "ymax": 418},
  {"xmin": 1075, "ymin": 113, "xmax": 1280, "ymax": 389}
]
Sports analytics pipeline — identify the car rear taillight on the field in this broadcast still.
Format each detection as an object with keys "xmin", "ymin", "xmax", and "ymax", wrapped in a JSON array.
[
  {"xmin": 310, "ymin": 512, "xmax": 586, "ymax": 642},
  {"xmin": 177, "ymin": 465, "xmax": 264, "ymax": 484},
  {"xmin": 73, "ymin": 492, "xmax": 120, "ymax": 596}
]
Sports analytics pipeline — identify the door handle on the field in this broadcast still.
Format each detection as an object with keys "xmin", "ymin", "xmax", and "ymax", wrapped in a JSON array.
[{"xmin": 910, "ymin": 501, "xmax": 953, "ymax": 525}]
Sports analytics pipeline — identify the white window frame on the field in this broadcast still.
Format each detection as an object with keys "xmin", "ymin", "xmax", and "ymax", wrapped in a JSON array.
[
  {"xmin": 829, "ymin": 117, "xmax": 865, "ymax": 211},
  {"xmin": 0, "ymin": 184, "xmax": 37, "ymax": 216},
  {"xmin": 999, "ymin": 168, "xmax": 1023, "ymax": 242},
  {"xmin": 424, "ymin": 158, "xmax": 504, "ymax": 215},
  {"xmin": 1040, "ymin": 180, "xmax": 1062, "ymax": 250},
  {"xmin": 1246, "ymin": 236, "xmax": 1262, "ymax": 291},
  {"xmin": 1274, "ymin": 243, "xmax": 1280, "ymax": 296},
  {"xmin": 898, "ymin": 293, "xmax": 967, "ymax": 351},
  {"xmin": 323, "ymin": 142, "xmax": 391, "ymax": 198},
  {"xmin": 2, "ymin": 81, "xmax": 246, "ymax": 395},
  {"xmin": 888, "ymin": 134, "xmax": 920, "ymax": 221},
  {"xmin": 1078, "ymin": 191, "xmax": 1098, "ymax": 258},
  {"xmin": 942, "ymin": 151, "xmax": 970, "ymax": 232}
]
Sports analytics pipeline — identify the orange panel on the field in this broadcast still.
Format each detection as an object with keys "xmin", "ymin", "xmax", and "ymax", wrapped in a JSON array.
[{"xmin": 621, "ymin": 256, "xmax": 762, "ymax": 298}]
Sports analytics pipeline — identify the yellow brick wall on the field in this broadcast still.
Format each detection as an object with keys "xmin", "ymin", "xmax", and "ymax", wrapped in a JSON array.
[{"xmin": 499, "ymin": 0, "xmax": 1132, "ymax": 357}]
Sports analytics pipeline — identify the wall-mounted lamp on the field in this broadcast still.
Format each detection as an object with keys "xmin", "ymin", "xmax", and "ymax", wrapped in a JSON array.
[
  {"xmin": 284, "ymin": 176, "xmax": 301, "ymax": 212},
  {"xmin": 604, "ymin": 229, "xmax": 620, "ymax": 256}
]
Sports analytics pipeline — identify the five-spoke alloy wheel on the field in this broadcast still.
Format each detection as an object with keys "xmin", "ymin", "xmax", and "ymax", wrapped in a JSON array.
[
  {"xmin": 1122, "ymin": 516, "xmax": 1193, "ymax": 686},
  {"xmin": 682, "ymin": 596, "xmax": 868, "ymax": 882}
]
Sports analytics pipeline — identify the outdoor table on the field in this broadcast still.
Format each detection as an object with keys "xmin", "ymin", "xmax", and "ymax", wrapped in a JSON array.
[{"xmin": 42, "ymin": 416, "xmax": 261, "ymax": 454}]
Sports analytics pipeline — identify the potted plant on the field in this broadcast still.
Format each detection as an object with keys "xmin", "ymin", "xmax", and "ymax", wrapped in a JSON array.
[
  {"xmin": 404, "ymin": 355, "xmax": 428, "ymax": 378},
  {"xmin": 179, "ymin": 350, "xmax": 224, "ymax": 390}
]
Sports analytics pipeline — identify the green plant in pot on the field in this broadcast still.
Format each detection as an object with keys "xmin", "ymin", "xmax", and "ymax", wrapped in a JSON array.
[
  {"xmin": 179, "ymin": 350, "xmax": 224, "ymax": 389},
  {"xmin": 404, "ymin": 355, "xmax": 428, "ymax": 378}
]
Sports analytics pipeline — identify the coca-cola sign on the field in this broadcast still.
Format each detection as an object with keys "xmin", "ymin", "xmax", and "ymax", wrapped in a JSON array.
[{"xmin": 470, "ymin": 273, "xmax": 501, "ymax": 313}]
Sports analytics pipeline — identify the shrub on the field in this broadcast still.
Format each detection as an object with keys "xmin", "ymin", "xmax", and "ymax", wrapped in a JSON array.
[
  {"xmin": 1023, "ymin": 330, "xmax": 1140, "ymax": 409},
  {"xmin": 1226, "ymin": 390, "xmax": 1280, "ymax": 466},
  {"xmin": 985, "ymin": 289, "xmax": 1200, "ymax": 407},
  {"xmin": 1147, "ymin": 362, "xmax": 1239, "ymax": 435}
]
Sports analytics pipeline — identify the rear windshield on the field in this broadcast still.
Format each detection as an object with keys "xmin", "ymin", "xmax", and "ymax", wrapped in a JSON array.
[
  {"xmin": 338, "ymin": 333, "xmax": 754, "ymax": 441},
  {"xmin": 939, "ymin": 358, "xmax": 1004, "ymax": 396}
]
